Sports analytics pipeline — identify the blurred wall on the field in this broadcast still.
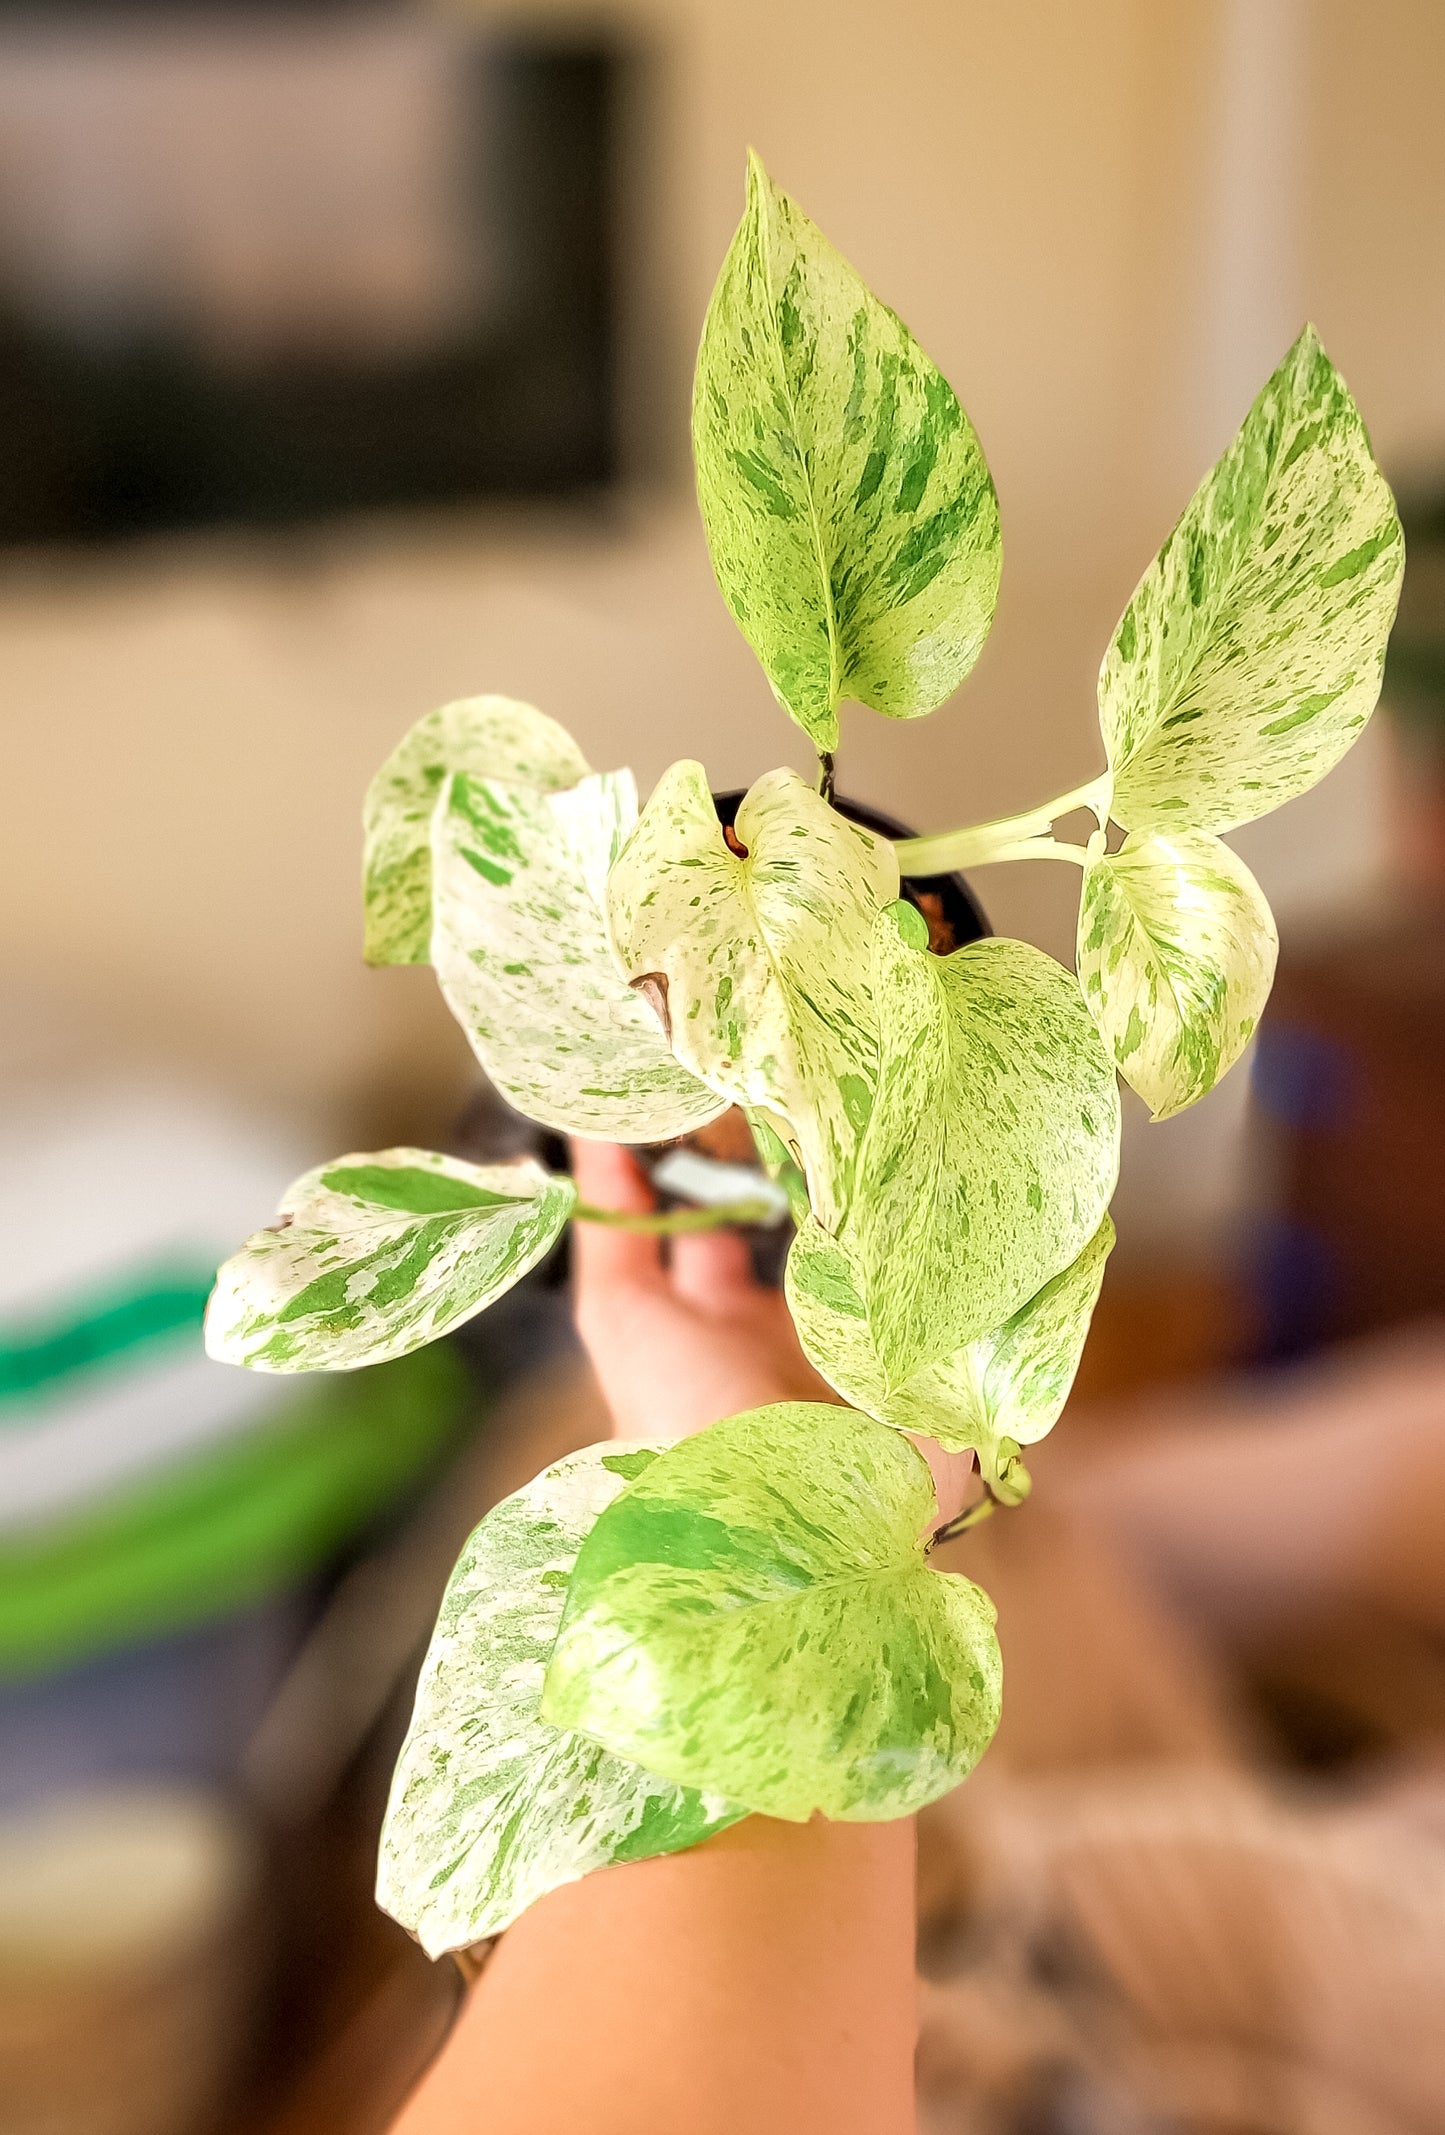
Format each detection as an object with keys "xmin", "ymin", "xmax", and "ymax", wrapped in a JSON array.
[{"xmin": 2, "ymin": 0, "xmax": 1442, "ymax": 1155}]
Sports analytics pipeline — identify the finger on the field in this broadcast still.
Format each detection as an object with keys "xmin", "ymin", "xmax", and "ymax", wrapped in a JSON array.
[
  {"xmin": 668, "ymin": 1224, "xmax": 757, "ymax": 1307},
  {"xmin": 570, "ymin": 1139, "xmax": 663, "ymax": 1291},
  {"xmin": 907, "ymin": 1437, "xmax": 978, "ymax": 1530}
]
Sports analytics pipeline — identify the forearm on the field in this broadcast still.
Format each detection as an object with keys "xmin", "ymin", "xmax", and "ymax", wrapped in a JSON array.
[
  {"xmin": 391, "ymin": 1141, "xmax": 927, "ymax": 2134},
  {"xmin": 390, "ymin": 1812, "xmax": 918, "ymax": 2135}
]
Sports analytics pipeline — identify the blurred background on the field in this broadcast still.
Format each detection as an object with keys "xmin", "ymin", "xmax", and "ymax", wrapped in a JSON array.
[{"xmin": 1, "ymin": 2, "xmax": 1443, "ymax": 2131}]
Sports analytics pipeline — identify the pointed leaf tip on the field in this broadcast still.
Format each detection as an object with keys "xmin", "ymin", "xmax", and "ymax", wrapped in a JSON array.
[
  {"xmin": 206, "ymin": 1148, "xmax": 576, "ymax": 1372},
  {"xmin": 787, "ymin": 1210, "xmax": 1114, "ymax": 1468},
  {"xmin": 1099, "ymin": 326, "xmax": 1403, "ymax": 837},
  {"xmin": 694, "ymin": 164, "xmax": 1001, "ymax": 747},
  {"xmin": 885, "ymin": 898, "xmax": 930, "ymax": 952}
]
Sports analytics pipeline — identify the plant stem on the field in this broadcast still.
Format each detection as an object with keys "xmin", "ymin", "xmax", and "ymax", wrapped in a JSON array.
[
  {"xmin": 816, "ymin": 751, "xmax": 836, "ymax": 805},
  {"xmin": 572, "ymin": 1197, "xmax": 779, "ymax": 1235},
  {"xmin": 928, "ymin": 1495, "xmax": 996, "ymax": 1549},
  {"xmin": 893, "ymin": 775, "xmax": 1110, "ymax": 876},
  {"xmin": 974, "ymin": 835, "xmax": 1093, "ymax": 868}
]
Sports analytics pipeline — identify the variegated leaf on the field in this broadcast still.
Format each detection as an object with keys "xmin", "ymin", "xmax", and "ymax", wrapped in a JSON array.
[
  {"xmin": 606, "ymin": 763, "xmax": 899, "ymax": 1230},
  {"xmin": 431, "ymin": 769, "xmax": 726, "ymax": 1141},
  {"xmin": 377, "ymin": 1443, "xmax": 743, "ymax": 1955},
  {"xmin": 543, "ymin": 1404, "xmax": 1001, "ymax": 1823},
  {"xmin": 1077, "ymin": 827, "xmax": 1278, "ymax": 1120},
  {"xmin": 850, "ymin": 906, "xmax": 1119, "ymax": 1388},
  {"xmin": 746, "ymin": 1107, "xmax": 812, "ymax": 1224},
  {"xmin": 363, "ymin": 697, "xmax": 589, "ymax": 966},
  {"xmin": 785, "ymin": 1215, "xmax": 1114, "ymax": 1494},
  {"xmin": 205, "ymin": 1149, "xmax": 574, "ymax": 1371},
  {"xmin": 694, "ymin": 152, "xmax": 1001, "ymax": 750},
  {"xmin": 1101, "ymin": 327, "xmax": 1403, "ymax": 834}
]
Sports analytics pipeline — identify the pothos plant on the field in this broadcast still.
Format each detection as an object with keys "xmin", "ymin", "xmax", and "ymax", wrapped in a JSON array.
[{"xmin": 206, "ymin": 154, "xmax": 1402, "ymax": 1956}]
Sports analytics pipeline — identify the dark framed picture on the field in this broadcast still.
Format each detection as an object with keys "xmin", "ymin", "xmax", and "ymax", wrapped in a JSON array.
[{"xmin": 0, "ymin": 2, "xmax": 623, "ymax": 544}]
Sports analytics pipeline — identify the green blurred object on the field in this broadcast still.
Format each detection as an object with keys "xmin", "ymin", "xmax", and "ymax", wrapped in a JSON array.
[
  {"xmin": 1385, "ymin": 490, "xmax": 1445, "ymax": 750},
  {"xmin": 0, "ymin": 1344, "xmax": 470, "ymax": 1681},
  {"xmin": 0, "ymin": 1265, "xmax": 215, "ymax": 1406}
]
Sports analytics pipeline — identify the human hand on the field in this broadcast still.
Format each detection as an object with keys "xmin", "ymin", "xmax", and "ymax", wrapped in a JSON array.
[{"xmin": 570, "ymin": 1139, "xmax": 839, "ymax": 1440}]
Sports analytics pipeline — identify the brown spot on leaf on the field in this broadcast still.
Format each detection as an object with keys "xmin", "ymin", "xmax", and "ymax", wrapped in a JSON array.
[{"xmin": 630, "ymin": 972, "xmax": 671, "ymax": 1039}]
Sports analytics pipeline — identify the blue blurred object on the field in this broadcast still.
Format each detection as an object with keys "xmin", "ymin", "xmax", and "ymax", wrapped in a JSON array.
[
  {"xmin": 1251, "ymin": 1022, "xmax": 1359, "ymax": 1135},
  {"xmin": 0, "ymin": 1601, "xmax": 304, "ymax": 1810},
  {"xmin": 1243, "ymin": 1215, "xmax": 1342, "ymax": 1365}
]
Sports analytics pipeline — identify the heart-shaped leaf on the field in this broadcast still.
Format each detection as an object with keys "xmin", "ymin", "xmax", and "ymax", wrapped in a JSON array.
[
  {"xmin": 543, "ymin": 1403, "xmax": 1001, "ymax": 1822},
  {"xmin": 849, "ymin": 908, "xmax": 1119, "ymax": 1387},
  {"xmin": 1077, "ymin": 827, "xmax": 1278, "ymax": 1119},
  {"xmin": 377, "ymin": 1443, "xmax": 743, "ymax": 1955},
  {"xmin": 205, "ymin": 1149, "xmax": 574, "ymax": 1371},
  {"xmin": 785, "ymin": 1216, "xmax": 1113, "ymax": 1493},
  {"xmin": 431, "ymin": 769, "xmax": 726, "ymax": 1141},
  {"xmin": 363, "ymin": 697, "xmax": 589, "ymax": 966},
  {"xmin": 1100, "ymin": 327, "xmax": 1403, "ymax": 835},
  {"xmin": 606, "ymin": 763, "xmax": 899, "ymax": 1230},
  {"xmin": 694, "ymin": 153, "xmax": 1001, "ymax": 750}
]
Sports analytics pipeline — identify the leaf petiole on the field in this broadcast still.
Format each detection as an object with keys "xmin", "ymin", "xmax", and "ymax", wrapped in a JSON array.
[
  {"xmin": 928, "ymin": 1494, "xmax": 996, "ymax": 1549},
  {"xmin": 975, "ymin": 835, "xmax": 1093, "ymax": 868},
  {"xmin": 572, "ymin": 1197, "xmax": 779, "ymax": 1235},
  {"xmin": 893, "ymin": 776, "xmax": 1110, "ymax": 876}
]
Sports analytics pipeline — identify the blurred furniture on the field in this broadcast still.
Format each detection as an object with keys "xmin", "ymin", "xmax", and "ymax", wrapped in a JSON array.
[
  {"xmin": 1382, "ymin": 488, "xmax": 1445, "ymax": 892},
  {"xmin": 1070, "ymin": 1258, "xmax": 1254, "ymax": 1407},
  {"xmin": 919, "ymin": 1764, "xmax": 1445, "ymax": 2135},
  {"xmin": 1254, "ymin": 896, "xmax": 1445, "ymax": 1351},
  {"xmin": 1251, "ymin": 491, "xmax": 1445, "ymax": 1355},
  {"xmin": 916, "ymin": 1321, "xmax": 1445, "ymax": 2134}
]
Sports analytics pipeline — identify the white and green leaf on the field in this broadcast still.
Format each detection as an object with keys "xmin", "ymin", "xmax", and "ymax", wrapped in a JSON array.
[
  {"xmin": 378, "ymin": 1443, "xmax": 743, "ymax": 1956},
  {"xmin": 785, "ymin": 1215, "xmax": 1114, "ymax": 1495},
  {"xmin": 1077, "ymin": 827, "xmax": 1278, "ymax": 1120},
  {"xmin": 1100, "ymin": 326, "xmax": 1403, "ymax": 835},
  {"xmin": 848, "ymin": 907, "xmax": 1120, "ymax": 1387},
  {"xmin": 543, "ymin": 1403, "xmax": 1001, "ymax": 1823},
  {"xmin": 746, "ymin": 1107, "xmax": 812, "ymax": 1224},
  {"xmin": 694, "ymin": 153, "xmax": 1001, "ymax": 750},
  {"xmin": 606, "ymin": 763, "xmax": 899, "ymax": 1230},
  {"xmin": 431, "ymin": 769, "xmax": 726, "ymax": 1141},
  {"xmin": 205, "ymin": 1149, "xmax": 575, "ymax": 1372},
  {"xmin": 363, "ymin": 697, "xmax": 590, "ymax": 966}
]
